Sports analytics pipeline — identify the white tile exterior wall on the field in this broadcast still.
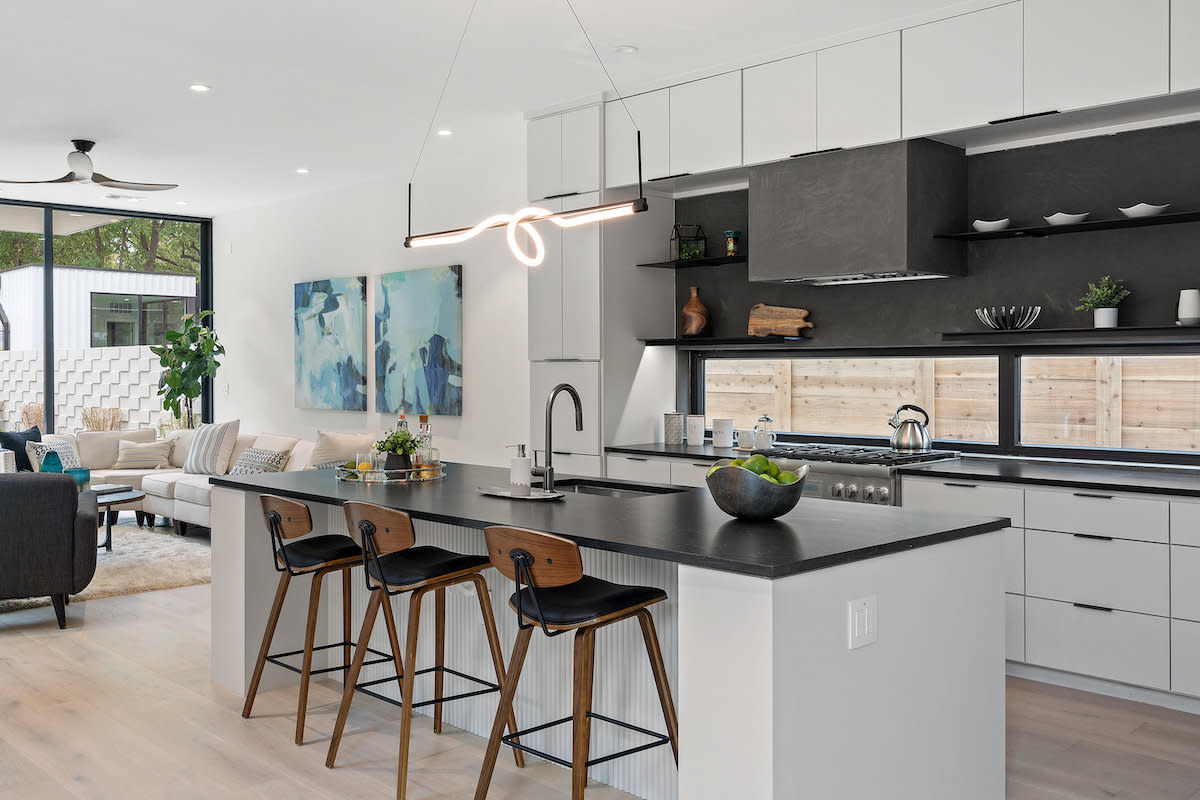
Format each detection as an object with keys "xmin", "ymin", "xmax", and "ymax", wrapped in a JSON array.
[{"xmin": 0, "ymin": 345, "xmax": 166, "ymax": 433}]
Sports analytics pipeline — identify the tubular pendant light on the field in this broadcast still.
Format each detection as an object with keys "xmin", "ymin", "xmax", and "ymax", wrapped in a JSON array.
[{"xmin": 403, "ymin": 0, "xmax": 647, "ymax": 266}]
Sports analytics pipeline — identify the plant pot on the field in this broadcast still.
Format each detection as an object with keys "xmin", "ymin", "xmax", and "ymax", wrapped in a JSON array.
[
  {"xmin": 1093, "ymin": 307, "xmax": 1118, "ymax": 328},
  {"xmin": 384, "ymin": 453, "xmax": 412, "ymax": 471}
]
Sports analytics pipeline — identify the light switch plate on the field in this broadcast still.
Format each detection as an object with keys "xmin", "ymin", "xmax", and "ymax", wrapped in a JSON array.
[{"xmin": 848, "ymin": 595, "xmax": 878, "ymax": 650}]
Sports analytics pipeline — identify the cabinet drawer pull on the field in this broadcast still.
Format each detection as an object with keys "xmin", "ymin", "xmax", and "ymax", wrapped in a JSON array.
[
  {"xmin": 943, "ymin": 482, "xmax": 978, "ymax": 489},
  {"xmin": 624, "ymin": 456, "xmax": 649, "ymax": 462},
  {"xmin": 648, "ymin": 172, "xmax": 692, "ymax": 182},
  {"xmin": 552, "ymin": 450, "xmax": 573, "ymax": 456},
  {"xmin": 1073, "ymin": 602, "xmax": 1113, "ymax": 613},
  {"xmin": 693, "ymin": 463, "xmax": 712, "ymax": 468},
  {"xmin": 1073, "ymin": 533, "xmax": 1114, "ymax": 542},
  {"xmin": 1072, "ymin": 492, "xmax": 1113, "ymax": 500}
]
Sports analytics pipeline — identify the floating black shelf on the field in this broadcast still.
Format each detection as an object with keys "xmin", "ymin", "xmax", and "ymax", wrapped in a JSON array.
[
  {"xmin": 941, "ymin": 325, "xmax": 1200, "ymax": 346},
  {"xmin": 935, "ymin": 210, "xmax": 1200, "ymax": 241},
  {"xmin": 639, "ymin": 335, "xmax": 811, "ymax": 351},
  {"xmin": 635, "ymin": 255, "xmax": 747, "ymax": 269}
]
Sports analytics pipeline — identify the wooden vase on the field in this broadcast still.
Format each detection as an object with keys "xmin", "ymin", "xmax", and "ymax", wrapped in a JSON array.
[{"xmin": 681, "ymin": 286, "xmax": 709, "ymax": 337}]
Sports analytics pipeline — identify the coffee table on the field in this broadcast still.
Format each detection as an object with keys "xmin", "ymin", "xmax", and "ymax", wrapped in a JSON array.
[{"xmin": 96, "ymin": 490, "xmax": 146, "ymax": 551}]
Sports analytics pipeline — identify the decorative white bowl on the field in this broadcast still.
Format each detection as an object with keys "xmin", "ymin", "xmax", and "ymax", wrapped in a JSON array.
[
  {"xmin": 1119, "ymin": 202, "xmax": 1170, "ymax": 218},
  {"xmin": 972, "ymin": 218, "xmax": 1010, "ymax": 232},
  {"xmin": 1044, "ymin": 212, "xmax": 1089, "ymax": 226}
]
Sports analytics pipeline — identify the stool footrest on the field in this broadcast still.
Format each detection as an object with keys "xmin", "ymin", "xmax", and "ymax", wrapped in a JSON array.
[
  {"xmin": 501, "ymin": 712, "xmax": 671, "ymax": 769},
  {"xmin": 354, "ymin": 665, "xmax": 500, "ymax": 710},
  {"xmin": 265, "ymin": 642, "xmax": 393, "ymax": 677}
]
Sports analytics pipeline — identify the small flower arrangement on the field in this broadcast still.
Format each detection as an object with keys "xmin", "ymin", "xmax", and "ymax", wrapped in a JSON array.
[
  {"xmin": 376, "ymin": 427, "xmax": 419, "ymax": 456},
  {"xmin": 1075, "ymin": 275, "xmax": 1131, "ymax": 311}
]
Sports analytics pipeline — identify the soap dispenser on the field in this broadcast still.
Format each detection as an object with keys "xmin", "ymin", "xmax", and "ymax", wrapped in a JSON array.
[{"xmin": 508, "ymin": 444, "xmax": 531, "ymax": 495}]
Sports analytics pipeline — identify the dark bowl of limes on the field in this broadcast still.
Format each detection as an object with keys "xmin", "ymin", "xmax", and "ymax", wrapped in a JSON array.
[{"xmin": 704, "ymin": 455, "xmax": 810, "ymax": 521}]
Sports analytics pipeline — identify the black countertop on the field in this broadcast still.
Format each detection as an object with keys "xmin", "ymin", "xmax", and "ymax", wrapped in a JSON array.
[
  {"xmin": 212, "ymin": 462, "xmax": 1006, "ymax": 579},
  {"xmin": 606, "ymin": 442, "xmax": 737, "ymax": 461},
  {"xmin": 898, "ymin": 456, "xmax": 1200, "ymax": 498}
]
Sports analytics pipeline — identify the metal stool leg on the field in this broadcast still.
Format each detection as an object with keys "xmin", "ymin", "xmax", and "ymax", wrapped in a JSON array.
[
  {"xmin": 468, "ymin": 574, "xmax": 524, "ymax": 767},
  {"xmin": 474, "ymin": 625, "xmax": 533, "ymax": 800},
  {"xmin": 571, "ymin": 626, "xmax": 597, "ymax": 800},
  {"xmin": 637, "ymin": 609, "xmax": 679, "ymax": 763},
  {"xmin": 327, "ymin": 590, "xmax": 384, "ymax": 768},
  {"xmin": 295, "ymin": 568, "xmax": 327, "ymax": 745},
  {"xmin": 242, "ymin": 571, "xmax": 291, "ymax": 718}
]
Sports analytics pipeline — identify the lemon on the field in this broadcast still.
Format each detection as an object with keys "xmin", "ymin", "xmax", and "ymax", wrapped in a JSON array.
[{"xmin": 357, "ymin": 461, "xmax": 373, "ymax": 471}]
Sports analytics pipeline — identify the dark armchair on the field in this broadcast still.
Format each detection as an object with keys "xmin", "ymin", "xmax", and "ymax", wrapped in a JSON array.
[{"xmin": 0, "ymin": 473, "xmax": 98, "ymax": 628}]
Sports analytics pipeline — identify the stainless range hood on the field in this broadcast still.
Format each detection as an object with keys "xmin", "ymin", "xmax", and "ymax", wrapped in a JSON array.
[{"xmin": 748, "ymin": 139, "xmax": 966, "ymax": 284}]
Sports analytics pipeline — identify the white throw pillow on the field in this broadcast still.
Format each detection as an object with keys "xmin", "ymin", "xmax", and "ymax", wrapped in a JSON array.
[
  {"xmin": 183, "ymin": 420, "xmax": 241, "ymax": 475},
  {"xmin": 25, "ymin": 439, "xmax": 82, "ymax": 471},
  {"xmin": 166, "ymin": 428, "xmax": 198, "ymax": 468},
  {"xmin": 228, "ymin": 447, "xmax": 292, "ymax": 476},
  {"xmin": 112, "ymin": 439, "xmax": 173, "ymax": 470},
  {"xmin": 252, "ymin": 433, "xmax": 300, "ymax": 454},
  {"xmin": 309, "ymin": 430, "xmax": 377, "ymax": 468}
]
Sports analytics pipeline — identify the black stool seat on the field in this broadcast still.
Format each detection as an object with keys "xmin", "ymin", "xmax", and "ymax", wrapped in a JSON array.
[
  {"xmin": 281, "ymin": 534, "xmax": 362, "ymax": 569},
  {"xmin": 367, "ymin": 545, "xmax": 490, "ymax": 587},
  {"xmin": 510, "ymin": 576, "xmax": 666, "ymax": 627}
]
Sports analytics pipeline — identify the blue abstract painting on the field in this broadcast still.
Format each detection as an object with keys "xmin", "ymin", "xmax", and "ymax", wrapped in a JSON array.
[
  {"xmin": 294, "ymin": 276, "xmax": 367, "ymax": 411},
  {"xmin": 375, "ymin": 265, "xmax": 463, "ymax": 416}
]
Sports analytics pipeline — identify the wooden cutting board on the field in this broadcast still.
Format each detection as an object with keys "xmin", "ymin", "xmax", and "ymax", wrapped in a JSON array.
[{"xmin": 748, "ymin": 303, "xmax": 814, "ymax": 337}]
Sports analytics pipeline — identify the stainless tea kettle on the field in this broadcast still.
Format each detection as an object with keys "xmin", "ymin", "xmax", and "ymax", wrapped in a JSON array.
[{"xmin": 888, "ymin": 404, "xmax": 932, "ymax": 452}]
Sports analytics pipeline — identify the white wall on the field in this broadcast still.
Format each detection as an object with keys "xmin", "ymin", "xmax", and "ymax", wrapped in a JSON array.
[{"xmin": 212, "ymin": 116, "xmax": 531, "ymax": 467}]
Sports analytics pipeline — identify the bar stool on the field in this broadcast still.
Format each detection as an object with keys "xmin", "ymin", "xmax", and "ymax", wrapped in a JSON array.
[
  {"xmin": 326, "ymin": 501, "xmax": 524, "ymax": 799},
  {"xmin": 242, "ymin": 494, "xmax": 399, "ymax": 745},
  {"xmin": 475, "ymin": 526, "xmax": 679, "ymax": 800}
]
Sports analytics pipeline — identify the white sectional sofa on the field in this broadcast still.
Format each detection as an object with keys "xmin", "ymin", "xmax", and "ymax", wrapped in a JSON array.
[{"xmin": 43, "ymin": 428, "xmax": 170, "ymax": 525}]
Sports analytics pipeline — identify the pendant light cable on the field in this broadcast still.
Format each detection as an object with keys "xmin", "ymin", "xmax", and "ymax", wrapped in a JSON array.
[
  {"xmin": 409, "ymin": 0, "xmax": 481, "ymax": 184},
  {"xmin": 562, "ymin": 0, "xmax": 637, "ymax": 129}
]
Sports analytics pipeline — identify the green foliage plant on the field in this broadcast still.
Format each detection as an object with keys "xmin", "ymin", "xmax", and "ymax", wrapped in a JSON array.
[
  {"xmin": 375, "ymin": 427, "xmax": 419, "ymax": 455},
  {"xmin": 149, "ymin": 311, "xmax": 224, "ymax": 429},
  {"xmin": 1075, "ymin": 275, "xmax": 1131, "ymax": 311}
]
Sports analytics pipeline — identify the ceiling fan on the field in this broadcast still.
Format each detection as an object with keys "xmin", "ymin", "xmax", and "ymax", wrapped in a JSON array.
[{"xmin": 0, "ymin": 139, "xmax": 177, "ymax": 191}]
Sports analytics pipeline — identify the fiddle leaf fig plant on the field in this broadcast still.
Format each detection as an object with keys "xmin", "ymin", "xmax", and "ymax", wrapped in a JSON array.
[
  {"xmin": 150, "ymin": 310, "xmax": 224, "ymax": 429},
  {"xmin": 1075, "ymin": 275, "xmax": 1131, "ymax": 311}
]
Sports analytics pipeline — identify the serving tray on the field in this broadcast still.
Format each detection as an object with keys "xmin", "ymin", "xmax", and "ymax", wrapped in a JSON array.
[
  {"xmin": 336, "ymin": 464, "xmax": 445, "ymax": 483},
  {"xmin": 477, "ymin": 485, "xmax": 564, "ymax": 501}
]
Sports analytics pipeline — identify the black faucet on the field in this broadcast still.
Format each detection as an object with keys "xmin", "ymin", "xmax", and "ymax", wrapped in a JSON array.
[{"xmin": 534, "ymin": 383, "xmax": 583, "ymax": 493}]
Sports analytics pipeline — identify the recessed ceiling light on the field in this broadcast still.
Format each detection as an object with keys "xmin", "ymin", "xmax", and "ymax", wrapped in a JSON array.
[
  {"xmin": 615, "ymin": 45, "xmax": 638, "ymax": 55},
  {"xmin": 295, "ymin": 167, "xmax": 310, "ymax": 175},
  {"xmin": 189, "ymin": 83, "xmax": 211, "ymax": 93},
  {"xmin": 437, "ymin": 129, "xmax": 453, "ymax": 137}
]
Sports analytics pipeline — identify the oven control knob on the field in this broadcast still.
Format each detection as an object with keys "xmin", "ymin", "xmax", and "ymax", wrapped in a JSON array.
[
  {"xmin": 831, "ymin": 482, "xmax": 845, "ymax": 498},
  {"xmin": 877, "ymin": 487, "xmax": 890, "ymax": 504},
  {"xmin": 863, "ymin": 486, "xmax": 875, "ymax": 501},
  {"xmin": 845, "ymin": 484, "xmax": 859, "ymax": 499}
]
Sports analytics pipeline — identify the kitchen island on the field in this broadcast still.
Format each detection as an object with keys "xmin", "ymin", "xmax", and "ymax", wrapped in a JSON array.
[{"xmin": 211, "ymin": 463, "xmax": 1008, "ymax": 800}]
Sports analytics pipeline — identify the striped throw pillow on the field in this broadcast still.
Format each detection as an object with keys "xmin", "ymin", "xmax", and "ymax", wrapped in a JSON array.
[
  {"xmin": 228, "ymin": 447, "xmax": 291, "ymax": 476},
  {"xmin": 183, "ymin": 420, "xmax": 241, "ymax": 475},
  {"xmin": 112, "ymin": 439, "xmax": 173, "ymax": 470}
]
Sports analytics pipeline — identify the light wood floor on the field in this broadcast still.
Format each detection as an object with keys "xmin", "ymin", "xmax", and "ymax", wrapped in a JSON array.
[{"xmin": 4, "ymin": 585, "xmax": 1200, "ymax": 800}]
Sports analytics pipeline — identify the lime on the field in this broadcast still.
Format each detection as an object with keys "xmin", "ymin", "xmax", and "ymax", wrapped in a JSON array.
[
  {"xmin": 343, "ymin": 460, "xmax": 357, "ymax": 469},
  {"xmin": 766, "ymin": 460, "xmax": 781, "ymax": 478},
  {"xmin": 729, "ymin": 458, "xmax": 744, "ymax": 467},
  {"xmin": 777, "ymin": 471, "xmax": 798, "ymax": 485},
  {"xmin": 759, "ymin": 473, "xmax": 779, "ymax": 484},
  {"xmin": 744, "ymin": 454, "xmax": 770, "ymax": 474},
  {"xmin": 706, "ymin": 464, "xmax": 722, "ymax": 478}
]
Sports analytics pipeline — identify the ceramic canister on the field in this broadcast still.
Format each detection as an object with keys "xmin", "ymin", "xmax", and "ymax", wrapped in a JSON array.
[
  {"xmin": 711, "ymin": 418, "xmax": 734, "ymax": 448},
  {"xmin": 664, "ymin": 413, "xmax": 685, "ymax": 445},
  {"xmin": 685, "ymin": 415, "xmax": 706, "ymax": 444},
  {"xmin": 1179, "ymin": 289, "xmax": 1200, "ymax": 323}
]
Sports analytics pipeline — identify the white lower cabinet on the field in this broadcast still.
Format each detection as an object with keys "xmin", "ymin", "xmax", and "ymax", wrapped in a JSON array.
[
  {"xmin": 1173, "ymin": 619, "xmax": 1200, "ymax": 697},
  {"xmin": 547, "ymin": 452, "xmax": 602, "ymax": 479},
  {"xmin": 1171, "ymin": 500, "xmax": 1200, "ymax": 547},
  {"xmin": 1025, "ymin": 597, "xmax": 1170, "ymax": 691},
  {"xmin": 1003, "ymin": 528, "xmax": 1024, "ymax": 595},
  {"xmin": 606, "ymin": 454, "xmax": 671, "ymax": 484},
  {"xmin": 1024, "ymin": 487, "xmax": 1169, "ymax": 543},
  {"xmin": 669, "ymin": 460, "xmax": 714, "ymax": 489},
  {"xmin": 1006, "ymin": 594, "xmax": 1025, "ymax": 662},
  {"xmin": 1171, "ymin": 544, "xmax": 1200, "ymax": 622},
  {"xmin": 900, "ymin": 477, "xmax": 1025, "ymax": 527},
  {"xmin": 1025, "ymin": 529, "xmax": 1169, "ymax": 617}
]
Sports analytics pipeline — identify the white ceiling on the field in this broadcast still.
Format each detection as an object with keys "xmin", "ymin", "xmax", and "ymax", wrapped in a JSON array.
[{"xmin": 0, "ymin": 0, "xmax": 981, "ymax": 218}]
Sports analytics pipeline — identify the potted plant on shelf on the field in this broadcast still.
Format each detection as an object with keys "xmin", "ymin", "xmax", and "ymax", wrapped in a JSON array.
[
  {"xmin": 1075, "ymin": 275, "xmax": 1130, "ymax": 329},
  {"xmin": 375, "ymin": 427, "xmax": 420, "ymax": 470},
  {"xmin": 150, "ymin": 310, "xmax": 224, "ymax": 429}
]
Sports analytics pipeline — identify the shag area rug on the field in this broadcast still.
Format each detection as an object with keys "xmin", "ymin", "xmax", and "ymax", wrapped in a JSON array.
[{"xmin": 0, "ymin": 523, "xmax": 211, "ymax": 614}]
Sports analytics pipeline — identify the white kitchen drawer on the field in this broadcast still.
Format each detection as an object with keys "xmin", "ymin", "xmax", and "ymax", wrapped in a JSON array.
[
  {"xmin": 1025, "ymin": 529, "xmax": 1168, "ymax": 616},
  {"xmin": 1025, "ymin": 488, "xmax": 1168, "ymax": 543},
  {"xmin": 606, "ymin": 455, "xmax": 671, "ymax": 484},
  {"xmin": 1172, "ymin": 501, "xmax": 1200, "ymax": 547},
  {"xmin": 900, "ymin": 476, "xmax": 1024, "ymax": 527},
  {"xmin": 544, "ymin": 452, "xmax": 602, "ymax": 479},
  {"xmin": 1172, "ymin": 619, "xmax": 1200, "ymax": 697},
  {"xmin": 669, "ymin": 460, "xmax": 716, "ymax": 488},
  {"xmin": 1006, "ymin": 594, "xmax": 1024, "ymax": 662},
  {"xmin": 1025, "ymin": 597, "xmax": 1169, "ymax": 690},
  {"xmin": 1004, "ymin": 528, "xmax": 1024, "ymax": 595},
  {"xmin": 1172, "ymin": 544, "xmax": 1200, "ymax": 622},
  {"xmin": 529, "ymin": 361, "xmax": 600, "ymax": 456}
]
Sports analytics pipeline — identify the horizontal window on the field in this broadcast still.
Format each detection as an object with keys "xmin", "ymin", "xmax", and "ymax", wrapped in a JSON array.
[
  {"xmin": 1020, "ymin": 355, "xmax": 1200, "ymax": 453},
  {"xmin": 703, "ymin": 356, "xmax": 999, "ymax": 443}
]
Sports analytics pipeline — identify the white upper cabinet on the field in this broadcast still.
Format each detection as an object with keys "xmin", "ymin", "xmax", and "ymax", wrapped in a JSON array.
[
  {"xmin": 560, "ymin": 192, "xmax": 602, "ymax": 360},
  {"xmin": 670, "ymin": 72, "xmax": 743, "ymax": 175},
  {"xmin": 743, "ymin": 54, "xmax": 817, "ymax": 165},
  {"xmin": 606, "ymin": 89, "xmax": 670, "ymax": 188},
  {"xmin": 817, "ymin": 33, "xmax": 901, "ymax": 151},
  {"xmin": 526, "ymin": 105, "xmax": 600, "ymax": 201},
  {"xmin": 526, "ymin": 115, "xmax": 562, "ymax": 202},
  {"xmin": 527, "ymin": 199, "xmax": 564, "ymax": 360},
  {"xmin": 1024, "ymin": 0, "xmax": 1169, "ymax": 113},
  {"xmin": 902, "ymin": 3, "xmax": 1023, "ymax": 138},
  {"xmin": 1173, "ymin": 0, "xmax": 1200, "ymax": 92}
]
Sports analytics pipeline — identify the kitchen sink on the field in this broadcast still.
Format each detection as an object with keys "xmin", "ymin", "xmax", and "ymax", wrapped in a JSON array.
[{"xmin": 539, "ymin": 478, "xmax": 686, "ymax": 499}]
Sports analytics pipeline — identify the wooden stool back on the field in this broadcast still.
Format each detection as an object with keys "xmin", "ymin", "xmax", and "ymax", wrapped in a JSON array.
[
  {"xmin": 484, "ymin": 526, "xmax": 583, "ymax": 588},
  {"xmin": 343, "ymin": 501, "xmax": 416, "ymax": 556},
  {"xmin": 260, "ymin": 494, "xmax": 312, "ymax": 539}
]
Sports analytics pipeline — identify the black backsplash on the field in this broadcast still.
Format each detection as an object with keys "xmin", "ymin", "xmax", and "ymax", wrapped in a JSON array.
[{"xmin": 673, "ymin": 122, "xmax": 1200, "ymax": 346}]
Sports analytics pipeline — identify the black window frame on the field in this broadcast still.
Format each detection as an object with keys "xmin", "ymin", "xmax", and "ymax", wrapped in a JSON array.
[{"xmin": 0, "ymin": 199, "xmax": 213, "ymax": 433}]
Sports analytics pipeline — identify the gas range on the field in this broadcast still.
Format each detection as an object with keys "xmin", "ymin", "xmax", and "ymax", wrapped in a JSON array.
[{"xmin": 753, "ymin": 443, "xmax": 960, "ymax": 504}]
